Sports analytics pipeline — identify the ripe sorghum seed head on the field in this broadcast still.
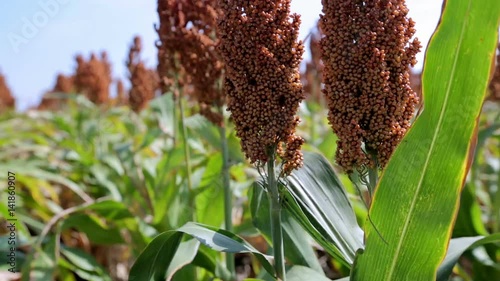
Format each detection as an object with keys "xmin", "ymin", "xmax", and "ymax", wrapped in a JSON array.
[
  {"xmin": 157, "ymin": 0, "xmax": 224, "ymax": 125},
  {"xmin": 116, "ymin": 79, "xmax": 128, "ymax": 106},
  {"xmin": 0, "ymin": 72, "xmax": 15, "ymax": 111},
  {"xmin": 127, "ymin": 36, "xmax": 159, "ymax": 112},
  {"xmin": 320, "ymin": 0, "xmax": 421, "ymax": 172},
  {"xmin": 38, "ymin": 74, "xmax": 74, "ymax": 110},
  {"xmin": 74, "ymin": 52, "xmax": 112, "ymax": 104},
  {"xmin": 217, "ymin": 0, "xmax": 305, "ymax": 174},
  {"xmin": 302, "ymin": 25, "xmax": 324, "ymax": 103}
]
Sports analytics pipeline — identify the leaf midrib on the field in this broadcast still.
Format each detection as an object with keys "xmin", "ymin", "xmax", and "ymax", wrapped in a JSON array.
[{"xmin": 385, "ymin": 1, "xmax": 472, "ymax": 279}]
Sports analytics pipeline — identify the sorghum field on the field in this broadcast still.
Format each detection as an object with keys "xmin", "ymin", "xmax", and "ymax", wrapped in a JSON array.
[{"xmin": 0, "ymin": 0, "xmax": 499, "ymax": 281}]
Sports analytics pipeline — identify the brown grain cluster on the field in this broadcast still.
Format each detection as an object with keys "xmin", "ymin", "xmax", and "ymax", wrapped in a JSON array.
[
  {"xmin": 38, "ymin": 74, "xmax": 74, "ymax": 110},
  {"xmin": 320, "ymin": 0, "xmax": 421, "ymax": 172},
  {"xmin": 302, "ymin": 26, "xmax": 324, "ymax": 102},
  {"xmin": 74, "ymin": 52, "xmax": 112, "ymax": 104},
  {"xmin": 127, "ymin": 36, "xmax": 159, "ymax": 112},
  {"xmin": 487, "ymin": 43, "xmax": 500, "ymax": 102},
  {"xmin": 156, "ymin": 0, "xmax": 224, "ymax": 125},
  {"xmin": 115, "ymin": 79, "xmax": 128, "ymax": 106},
  {"xmin": 218, "ymin": 0, "xmax": 305, "ymax": 174},
  {"xmin": 0, "ymin": 72, "xmax": 15, "ymax": 111}
]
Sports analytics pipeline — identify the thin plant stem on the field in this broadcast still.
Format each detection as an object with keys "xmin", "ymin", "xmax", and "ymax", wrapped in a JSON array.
[
  {"xmin": 368, "ymin": 165, "xmax": 378, "ymax": 195},
  {"xmin": 171, "ymin": 94, "xmax": 177, "ymax": 146},
  {"xmin": 219, "ymin": 110, "xmax": 235, "ymax": 280},
  {"xmin": 177, "ymin": 85, "xmax": 195, "ymax": 219},
  {"xmin": 266, "ymin": 148, "xmax": 286, "ymax": 281},
  {"xmin": 367, "ymin": 151, "xmax": 379, "ymax": 199}
]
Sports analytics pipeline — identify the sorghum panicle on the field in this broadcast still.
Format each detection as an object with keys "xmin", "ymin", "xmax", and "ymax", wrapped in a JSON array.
[
  {"xmin": 217, "ymin": 0, "xmax": 305, "ymax": 174},
  {"xmin": 156, "ymin": 0, "xmax": 217, "ymax": 92},
  {"xmin": 127, "ymin": 36, "xmax": 159, "ymax": 112},
  {"xmin": 302, "ymin": 26, "xmax": 323, "ymax": 102},
  {"xmin": 0, "ymin": 72, "xmax": 15, "ymax": 111},
  {"xmin": 74, "ymin": 52, "xmax": 112, "ymax": 104},
  {"xmin": 115, "ymin": 79, "xmax": 128, "ymax": 106},
  {"xmin": 320, "ymin": 0, "xmax": 421, "ymax": 172},
  {"xmin": 156, "ymin": 0, "xmax": 224, "ymax": 125},
  {"xmin": 38, "ymin": 74, "xmax": 74, "ymax": 110}
]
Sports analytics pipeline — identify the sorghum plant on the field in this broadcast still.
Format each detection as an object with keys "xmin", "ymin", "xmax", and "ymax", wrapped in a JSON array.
[
  {"xmin": 38, "ymin": 74, "xmax": 74, "ymax": 110},
  {"xmin": 156, "ymin": 0, "xmax": 236, "ymax": 277},
  {"xmin": 0, "ymin": 72, "xmax": 15, "ymax": 112},
  {"xmin": 127, "ymin": 36, "xmax": 159, "ymax": 112},
  {"xmin": 115, "ymin": 79, "xmax": 128, "ymax": 106},
  {"xmin": 302, "ymin": 25, "xmax": 324, "ymax": 103},
  {"xmin": 217, "ymin": 0, "xmax": 305, "ymax": 279},
  {"xmin": 218, "ymin": 0, "xmax": 305, "ymax": 175},
  {"xmin": 320, "ymin": 0, "xmax": 421, "ymax": 173},
  {"xmin": 74, "ymin": 52, "xmax": 112, "ymax": 105}
]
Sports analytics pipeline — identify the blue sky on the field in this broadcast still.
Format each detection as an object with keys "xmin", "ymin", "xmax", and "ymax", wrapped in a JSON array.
[{"xmin": 0, "ymin": 0, "xmax": 442, "ymax": 110}]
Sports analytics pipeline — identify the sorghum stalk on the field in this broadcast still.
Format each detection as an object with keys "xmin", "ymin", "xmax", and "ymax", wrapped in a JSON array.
[
  {"xmin": 176, "ymin": 77, "xmax": 194, "ymax": 217},
  {"xmin": 217, "ymin": 1, "xmax": 305, "ymax": 279},
  {"xmin": 218, "ymin": 109, "xmax": 235, "ymax": 280},
  {"xmin": 266, "ymin": 148, "xmax": 286, "ymax": 280},
  {"xmin": 157, "ymin": 0, "xmax": 233, "ymax": 275}
]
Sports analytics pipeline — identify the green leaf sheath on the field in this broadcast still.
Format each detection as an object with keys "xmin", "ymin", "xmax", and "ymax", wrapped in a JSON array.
[{"xmin": 352, "ymin": 0, "xmax": 500, "ymax": 280}]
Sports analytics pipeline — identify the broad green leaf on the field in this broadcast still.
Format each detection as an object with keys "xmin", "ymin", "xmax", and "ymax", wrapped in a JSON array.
[
  {"xmin": 177, "ymin": 222, "xmax": 275, "ymax": 275},
  {"xmin": 286, "ymin": 265, "xmax": 332, "ymax": 281},
  {"xmin": 352, "ymin": 0, "xmax": 500, "ymax": 280},
  {"xmin": 129, "ymin": 222, "xmax": 274, "ymax": 281},
  {"xmin": 129, "ymin": 231, "xmax": 184, "ymax": 281},
  {"xmin": 250, "ymin": 183, "xmax": 324, "ymax": 273},
  {"xmin": 61, "ymin": 213, "xmax": 124, "ymax": 245},
  {"xmin": 60, "ymin": 247, "xmax": 112, "ymax": 281},
  {"xmin": 29, "ymin": 235, "xmax": 58, "ymax": 281},
  {"xmin": 284, "ymin": 152, "xmax": 364, "ymax": 266},
  {"xmin": 437, "ymin": 233, "xmax": 500, "ymax": 281},
  {"xmin": 166, "ymin": 239, "xmax": 200, "ymax": 281},
  {"xmin": 196, "ymin": 153, "xmax": 225, "ymax": 227},
  {"xmin": 171, "ymin": 264, "xmax": 197, "ymax": 281},
  {"xmin": 453, "ymin": 183, "xmax": 488, "ymax": 237}
]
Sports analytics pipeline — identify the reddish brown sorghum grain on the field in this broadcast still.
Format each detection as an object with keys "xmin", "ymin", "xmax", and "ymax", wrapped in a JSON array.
[
  {"xmin": 38, "ymin": 74, "xmax": 74, "ymax": 110},
  {"xmin": 217, "ymin": 0, "xmax": 305, "ymax": 174},
  {"xmin": 127, "ymin": 36, "xmax": 159, "ymax": 112},
  {"xmin": 0, "ymin": 72, "xmax": 15, "ymax": 111},
  {"xmin": 320, "ymin": 0, "xmax": 421, "ymax": 172},
  {"xmin": 156, "ymin": 0, "xmax": 218, "ymax": 94},
  {"xmin": 302, "ymin": 25, "xmax": 324, "ymax": 103},
  {"xmin": 115, "ymin": 79, "xmax": 128, "ymax": 105},
  {"xmin": 156, "ymin": 0, "xmax": 224, "ymax": 125},
  {"xmin": 74, "ymin": 52, "xmax": 112, "ymax": 104},
  {"xmin": 487, "ymin": 43, "xmax": 500, "ymax": 102}
]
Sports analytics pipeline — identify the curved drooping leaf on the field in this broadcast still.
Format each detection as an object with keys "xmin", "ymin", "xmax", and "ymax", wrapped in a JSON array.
[
  {"xmin": 437, "ymin": 233, "xmax": 500, "ymax": 281},
  {"xmin": 284, "ymin": 152, "xmax": 364, "ymax": 267},
  {"xmin": 129, "ymin": 231, "xmax": 184, "ymax": 281},
  {"xmin": 286, "ymin": 265, "xmax": 333, "ymax": 281},
  {"xmin": 352, "ymin": 0, "xmax": 500, "ymax": 280},
  {"xmin": 129, "ymin": 222, "xmax": 274, "ymax": 281},
  {"xmin": 251, "ymin": 183, "xmax": 324, "ymax": 273},
  {"xmin": 166, "ymin": 239, "xmax": 200, "ymax": 281}
]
